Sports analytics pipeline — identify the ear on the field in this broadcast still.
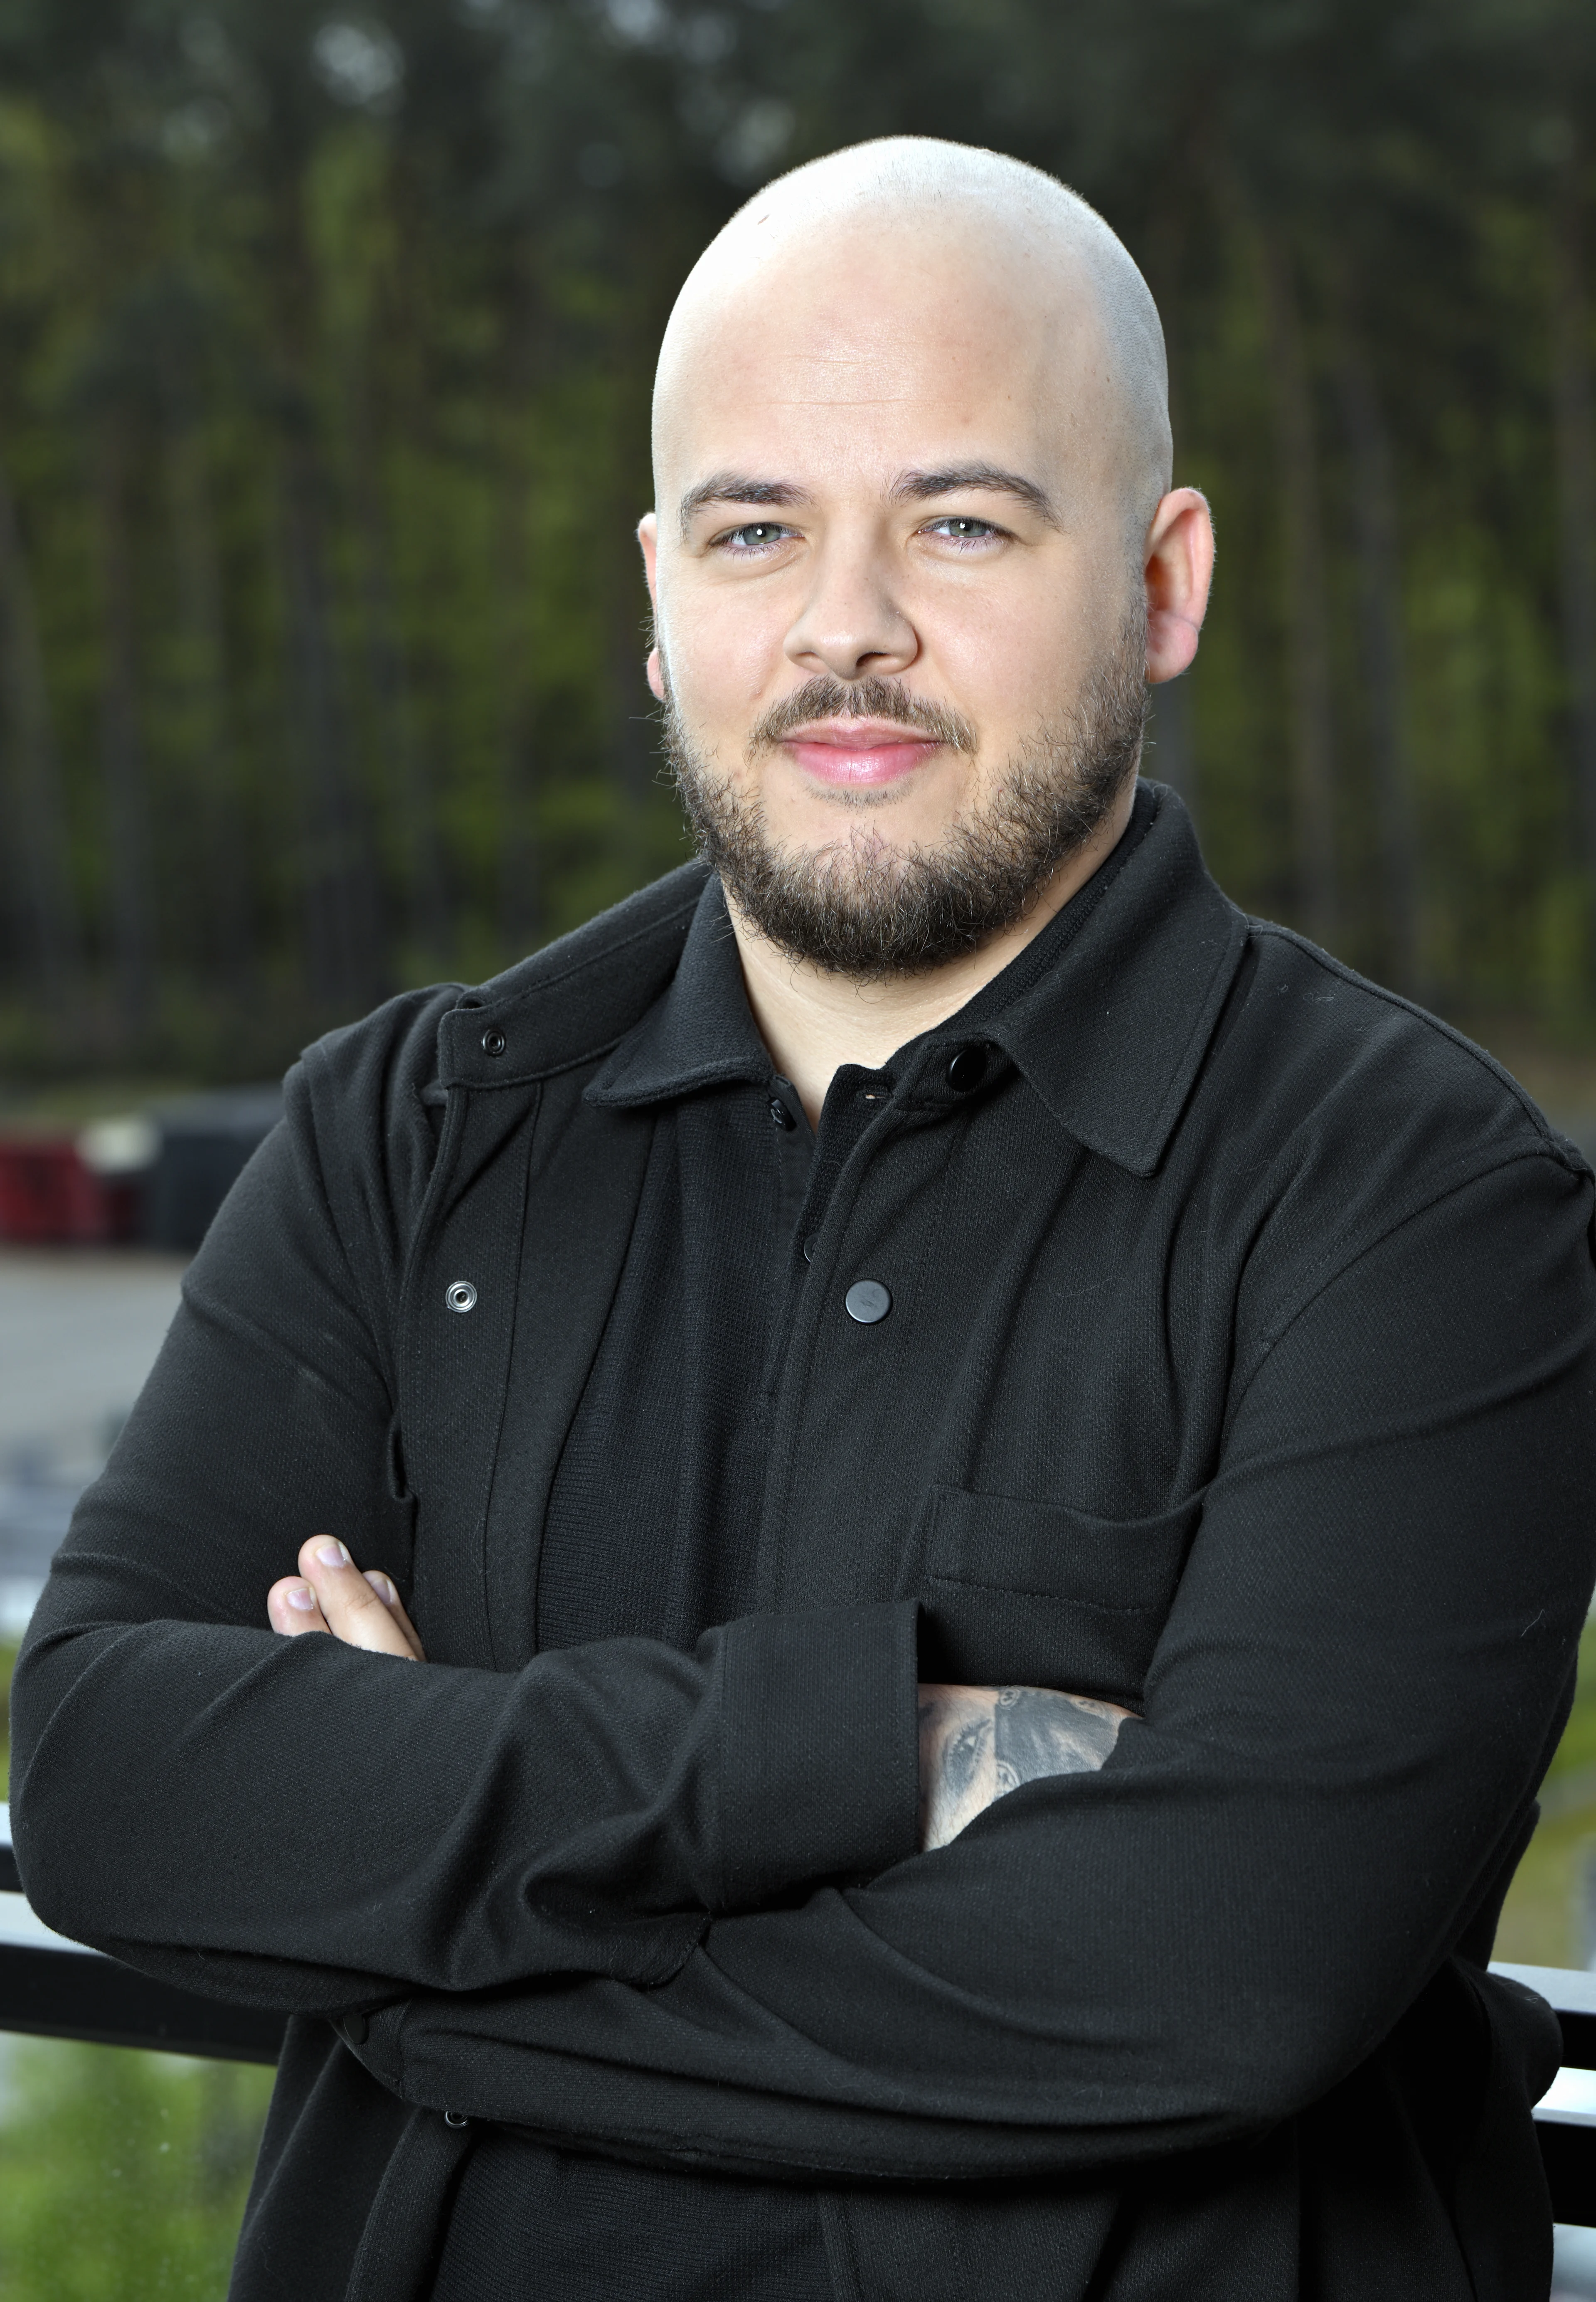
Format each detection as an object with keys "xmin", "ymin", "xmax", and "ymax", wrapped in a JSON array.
[
  {"xmin": 1143, "ymin": 489, "xmax": 1214, "ymax": 685},
  {"xmin": 637, "ymin": 512, "xmax": 665, "ymax": 702}
]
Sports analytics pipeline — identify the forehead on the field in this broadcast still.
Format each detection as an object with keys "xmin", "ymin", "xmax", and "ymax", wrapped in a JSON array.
[{"xmin": 655, "ymin": 224, "xmax": 1103, "ymax": 489}]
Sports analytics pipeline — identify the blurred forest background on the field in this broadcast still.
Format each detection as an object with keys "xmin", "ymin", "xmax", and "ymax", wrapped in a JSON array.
[
  {"xmin": 0, "ymin": 0, "xmax": 1593, "ymax": 1080},
  {"xmin": 6, "ymin": 9, "xmax": 1596, "ymax": 2293}
]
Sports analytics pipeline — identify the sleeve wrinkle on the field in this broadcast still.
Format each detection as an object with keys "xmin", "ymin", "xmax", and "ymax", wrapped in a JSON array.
[{"xmin": 180, "ymin": 1287, "xmax": 390, "ymax": 1408}]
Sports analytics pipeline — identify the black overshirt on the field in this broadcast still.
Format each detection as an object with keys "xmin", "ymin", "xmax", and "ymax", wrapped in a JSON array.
[
  {"xmin": 439, "ymin": 835, "xmax": 1136, "ymax": 2297},
  {"xmin": 449, "ymin": 896, "xmax": 837, "ymax": 2295},
  {"xmin": 12, "ymin": 784, "xmax": 1596, "ymax": 2302}
]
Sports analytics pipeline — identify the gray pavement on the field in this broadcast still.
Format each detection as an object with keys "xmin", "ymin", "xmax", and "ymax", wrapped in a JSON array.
[{"xmin": 0, "ymin": 1248, "xmax": 186, "ymax": 1636}]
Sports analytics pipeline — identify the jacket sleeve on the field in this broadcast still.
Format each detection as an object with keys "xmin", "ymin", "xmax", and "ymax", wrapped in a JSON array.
[
  {"xmin": 347, "ymin": 1152, "xmax": 1596, "ymax": 2181},
  {"xmin": 7, "ymin": 1052, "xmax": 920, "ymax": 2015}
]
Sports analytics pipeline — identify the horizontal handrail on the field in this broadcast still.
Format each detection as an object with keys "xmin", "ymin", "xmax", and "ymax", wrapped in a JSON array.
[
  {"xmin": 0, "ymin": 1803, "xmax": 284, "ymax": 2063},
  {"xmin": 3, "ymin": 1804, "xmax": 1596, "ymax": 2216}
]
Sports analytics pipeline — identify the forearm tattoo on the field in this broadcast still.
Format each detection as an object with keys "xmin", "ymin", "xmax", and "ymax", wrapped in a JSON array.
[
  {"xmin": 990, "ymin": 1686, "xmax": 1122, "ymax": 1788},
  {"xmin": 918, "ymin": 1684, "xmax": 1131, "ymax": 1850}
]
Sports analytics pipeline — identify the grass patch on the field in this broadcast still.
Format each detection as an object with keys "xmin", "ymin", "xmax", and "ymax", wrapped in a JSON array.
[{"xmin": 0, "ymin": 2041, "xmax": 271, "ymax": 2300}]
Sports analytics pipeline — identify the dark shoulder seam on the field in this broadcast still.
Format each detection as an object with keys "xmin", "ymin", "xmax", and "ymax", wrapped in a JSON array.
[
  {"xmin": 1246, "ymin": 920, "xmax": 1580, "ymax": 1170},
  {"xmin": 1225, "ymin": 1142, "xmax": 1592, "ymax": 1430}
]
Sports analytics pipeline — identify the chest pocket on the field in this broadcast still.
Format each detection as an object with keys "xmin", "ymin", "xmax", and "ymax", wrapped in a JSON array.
[{"xmin": 920, "ymin": 1486, "xmax": 1201, "ymax": 1701}]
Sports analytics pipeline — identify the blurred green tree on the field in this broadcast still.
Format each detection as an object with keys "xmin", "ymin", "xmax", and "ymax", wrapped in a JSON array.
[{"xmin": 0, "ymin": 0, "xmax": 1589, "ymax": 1072}]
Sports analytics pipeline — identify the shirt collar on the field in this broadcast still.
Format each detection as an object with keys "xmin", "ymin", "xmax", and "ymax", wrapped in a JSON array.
[
  {"xmin": 968, "ymin": 782, "xmax": 1249, "ymax": 1175},
  {"xmin": 588, "ymin": 783, "xmax": 1249, "ymax": 1178},
  {"xmin": 586, "ymin": 876, "xmax": 774, "ymax": 1106}
]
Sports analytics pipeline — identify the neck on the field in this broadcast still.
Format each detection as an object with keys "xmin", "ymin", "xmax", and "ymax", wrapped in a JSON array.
[{"xmin": 729, "ymin": 782, "xmax": 1137, "ymax": 1127}]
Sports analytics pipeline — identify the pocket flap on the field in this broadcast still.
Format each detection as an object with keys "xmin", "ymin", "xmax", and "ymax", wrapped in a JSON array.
[{"xmin": 928, "ymin": 1487, "xmax": 1200, "ymax": 1614}]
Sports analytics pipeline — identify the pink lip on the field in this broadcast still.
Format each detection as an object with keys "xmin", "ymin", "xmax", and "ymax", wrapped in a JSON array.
[{"xmin": 781, "ymin": 720, "xmax": 946, "ymax": 787}]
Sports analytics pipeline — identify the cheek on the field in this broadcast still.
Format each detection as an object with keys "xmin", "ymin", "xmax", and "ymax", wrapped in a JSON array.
[
  {"xmin": 661, "ymin": 582, "xmax": 789, "ymax": 737},
  {"xmin": 923, "ymin": 574, "xmax": 1098, "ymax": 734},
  {"xmin": 916, "ymin": 575, "xmax": 1078, "ymax": 727}
]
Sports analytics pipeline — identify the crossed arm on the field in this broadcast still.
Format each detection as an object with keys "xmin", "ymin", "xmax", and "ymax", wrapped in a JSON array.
[
  {"xmin": 15, "ymin": 1145, "xmax": 1593, "ymax": 2184},
  {"xmin": 266, "ymin": 1538, "xmax": 1134, "ymax": 1852}
]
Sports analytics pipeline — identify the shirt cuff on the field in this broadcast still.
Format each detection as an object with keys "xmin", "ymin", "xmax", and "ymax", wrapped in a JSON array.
[{"xmin": 714, "ymin": 1600, "xmax": 921, "ymax": 1912}]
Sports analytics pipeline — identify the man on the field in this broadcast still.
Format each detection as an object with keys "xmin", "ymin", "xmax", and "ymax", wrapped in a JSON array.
[{"xmin": 12, "ymin": 137, "xmax": 1596, "ymax": 2302}]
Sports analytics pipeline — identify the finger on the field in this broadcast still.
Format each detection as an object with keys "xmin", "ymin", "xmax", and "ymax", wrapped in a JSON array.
[
  {"xmin": 297, "ymin": 1536, "xmax": 419, "ymax": 1660},
  {"xmin": 362, "ymin": 1569, "xmax": 427, "ymax": 1662},
  {"xmin": 267, "ymin": 1577, "xmax": 329, "ymax": 1638}
]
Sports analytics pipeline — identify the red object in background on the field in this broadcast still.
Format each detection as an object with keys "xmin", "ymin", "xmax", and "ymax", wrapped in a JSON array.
[{"xmin": 0, "ymin": 1136, "xmax": 141, "ymax": 1244}]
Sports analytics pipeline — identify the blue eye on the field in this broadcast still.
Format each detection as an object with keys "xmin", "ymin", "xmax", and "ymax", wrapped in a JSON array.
[
  {"xmin": 929, "ymin": 516, "xmax": 999, "ymax": 542},
  {"xmin": 723, "ymin": 522, "xmax": 790, "ymax": 551}
]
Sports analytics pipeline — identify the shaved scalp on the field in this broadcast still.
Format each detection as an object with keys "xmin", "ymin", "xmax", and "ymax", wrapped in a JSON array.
[{"xmin": 653, "ymin": 135, "xmax": 1172, "ymax": 532}]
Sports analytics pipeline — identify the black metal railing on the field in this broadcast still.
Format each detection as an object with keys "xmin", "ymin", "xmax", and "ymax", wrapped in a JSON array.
[
  {"xmin": 3, "ymin": 1803, "xmax": 1595, "ymax": 2218},
  {"xmin": 0, "ymin": 1803, "xmax": 283, "ymax": 2063}
]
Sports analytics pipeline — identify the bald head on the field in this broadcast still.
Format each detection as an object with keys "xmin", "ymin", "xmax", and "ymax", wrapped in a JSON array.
[
  {"xmin": 653, "ymin": 136, "xmax": 1172, "ymax": 534},
  {"xmin": 636, "ymin": 135, "xmax": 1213, "ymax": 998}
]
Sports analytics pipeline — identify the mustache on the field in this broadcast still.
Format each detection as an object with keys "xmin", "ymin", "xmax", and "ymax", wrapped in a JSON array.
[{"xmin": 747, "ymin": 675, "xmax": 975, "ymax": 754}]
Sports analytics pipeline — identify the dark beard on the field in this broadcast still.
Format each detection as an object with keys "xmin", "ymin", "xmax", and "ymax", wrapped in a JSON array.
[{"xmin": 661, "ymin": 616, "xmax": 1149, "ymax": 979}]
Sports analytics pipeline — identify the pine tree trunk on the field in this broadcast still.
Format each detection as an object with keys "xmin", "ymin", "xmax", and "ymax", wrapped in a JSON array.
[
  {"xmin": 495, "ymin": 243, "xmax": 545, "ymax": 963},
  {"xmin": 0, "ymin": 446, "xmax": 79, "ymax": 1003},
  {"xmin": 346, "ymin": 382, "xmax": 449, "ymax": 973},
  {"xmin": 1335, "ymin": 319, "xmax": 1424, "ymax": 999},
  {"xmin": 1550, "ymin": 145, "xmax": 1596, "ymax": 882},
  {"xmin": 1259, "ymin": 231, "xmax": 1340, "ymax": 950},
  {"xmin": 95, "ymin": 421, "xmax": 155, "ymax": 1043},
  {"xmin": 495, "ymin": 422, "xmax": 541, "ymax": 962},
  {"xmin": 166, "ymin": 413, "xmax": 254, "ymax": 994},
  {"xmin": 269, "ymin": 186, "xmax": 385, "ymax": 1021},
  {"xmin": 277, "ymin": 411, "xmax": 385, "ymax": 1018}
]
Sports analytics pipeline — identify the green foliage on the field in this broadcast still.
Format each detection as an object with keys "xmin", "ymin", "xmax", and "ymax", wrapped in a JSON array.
[
  {"xmin": 0, "ymin": 2043, "xmax": 271, "ymax": 2302},
  {"xmin": 0, "ymin": 3, "xmax": 1586, "ymax": 1069}
]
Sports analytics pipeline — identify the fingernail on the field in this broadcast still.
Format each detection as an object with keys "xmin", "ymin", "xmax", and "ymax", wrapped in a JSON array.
[
  {"xmin": 286, "ymin": 1583, "xmax": 318, "ymax": 1613},
  {"xmin": 314, "ymin": 1540, "xmax": 350, "ymax": 1572},
  {"xmin": 364, "ymin": 1571, "xmax": 396, "ymax": 1605}
]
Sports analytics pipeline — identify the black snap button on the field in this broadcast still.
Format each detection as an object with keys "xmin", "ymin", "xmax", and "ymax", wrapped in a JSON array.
[
  {"xmin": 343, "ymin": 2011, "xmax": 369, "ymax": 2046},
  {"xmin": 802, "ymin": 1236, "xmax": 815, "ymax": 1264},
  {"xmin": 768, "ymin": 1096, "xmax": 795, "ymax": 1130},
  {"xmin": 946, "ymin": 1045, "xmax": 988, "ymax": 1093},
  {"xmin": 481, "ymin": 1027, "xmax": 506, "ymax": 1058},
  {"xmin": 845, "ymin": 1279, "xmax": 892, "ymax": 1324}
]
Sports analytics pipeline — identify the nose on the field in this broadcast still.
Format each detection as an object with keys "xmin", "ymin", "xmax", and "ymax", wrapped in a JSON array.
[{"xmin": 783, "ymin": 531, "xmax": 919, "ymax": 684}]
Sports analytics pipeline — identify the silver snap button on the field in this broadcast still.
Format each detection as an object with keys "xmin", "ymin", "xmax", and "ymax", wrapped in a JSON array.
[
  {"xmin": 445, "ymin": 1280, "xmax": 478, "ymax": 1314},
  {"xmin": 443, "ymin": 2109, "xmax": 469, "ymax": 2128},
  {"xmin": 845, "ymin": 1280, "xmax": 892, "ymax": 1325}
]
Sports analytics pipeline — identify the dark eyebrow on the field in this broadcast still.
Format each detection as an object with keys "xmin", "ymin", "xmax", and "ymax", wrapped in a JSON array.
[
  {"xmin": 891, "ymin": 464, "xmax": 1060, "ymax": 527},
  {"xmin": 679, "ymin": 473, "xmax": 810, "ymax": 536}
]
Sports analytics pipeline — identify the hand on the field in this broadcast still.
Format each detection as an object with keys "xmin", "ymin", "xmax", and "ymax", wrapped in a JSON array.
[
  {"xmin": 917, "ymin": 1683, "xmax": 1134, "ymax": 1851},
  {"xmin": 267, "ymin": 1537, "xmax": 425, "ymax": 1661}
]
